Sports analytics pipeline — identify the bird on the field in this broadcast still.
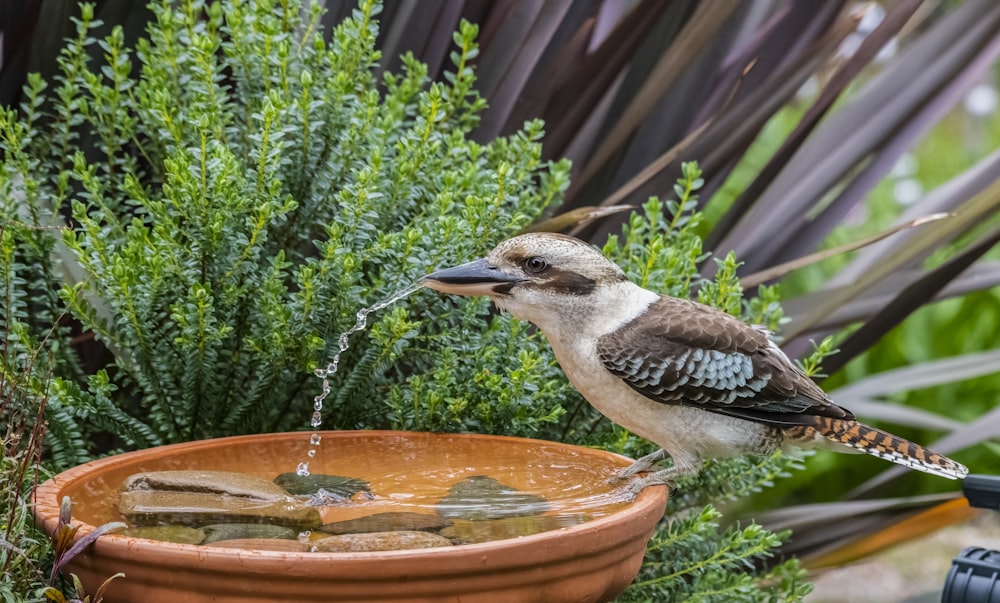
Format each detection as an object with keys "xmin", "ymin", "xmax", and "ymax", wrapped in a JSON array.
[{"xmin": 420, "ymin": 232, "xmax": 969, "ymax": 494}]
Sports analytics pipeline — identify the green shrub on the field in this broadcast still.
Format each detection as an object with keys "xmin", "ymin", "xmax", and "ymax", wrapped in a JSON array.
[{"xmin": 3, "ymin": 0, "xmax": 575, "ymax": 463}]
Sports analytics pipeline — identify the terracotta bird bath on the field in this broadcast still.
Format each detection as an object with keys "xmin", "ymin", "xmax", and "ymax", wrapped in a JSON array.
[{"xmin": 33, "ymin": 430, "xmax": 667, "ymax": 603}]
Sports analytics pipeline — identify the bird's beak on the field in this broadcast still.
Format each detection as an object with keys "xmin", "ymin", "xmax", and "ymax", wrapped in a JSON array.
[{"xmin": 420, "ymin": 258, "xmax": 523, "ymax": 296}]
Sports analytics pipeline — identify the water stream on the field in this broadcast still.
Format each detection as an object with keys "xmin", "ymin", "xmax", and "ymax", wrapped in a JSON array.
[{"xmin": 296, "ymin": 281, "xmax": 424, "ymax": 477}]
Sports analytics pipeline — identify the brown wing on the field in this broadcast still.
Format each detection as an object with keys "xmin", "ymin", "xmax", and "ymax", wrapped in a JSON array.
[{"xmin": 597, "ymin": 297, "xmax": 852, "ymax": 426}]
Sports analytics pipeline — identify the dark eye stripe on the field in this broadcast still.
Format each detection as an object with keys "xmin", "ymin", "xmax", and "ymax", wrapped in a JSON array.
[{"xmin": 535, "ymin": 268, "xmax": 595, "ymax": 295}]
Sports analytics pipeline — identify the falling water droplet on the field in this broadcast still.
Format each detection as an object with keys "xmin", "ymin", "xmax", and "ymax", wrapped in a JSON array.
[{"xmin": 298, "ymin": 281, "xmax": 423, "ymax": 470}]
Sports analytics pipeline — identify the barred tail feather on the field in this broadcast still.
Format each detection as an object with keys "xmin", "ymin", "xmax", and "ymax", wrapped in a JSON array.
[{"xmin": 785, "ymin": 418, "xmax": 969, "ymax": 480}]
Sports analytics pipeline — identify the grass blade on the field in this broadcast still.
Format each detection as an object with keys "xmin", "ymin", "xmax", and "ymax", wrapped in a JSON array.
[
  {"xmin": 783, "ymin": 262, "xmax": 1000, "ymax": 337},
  {"xmin": 740, "ymin": 213, "xmax": 950, "ymax": 288},
  {"xmin": 819, "ymin": 224, "xmax": 1000, "ymax": 374},
  {"xmin": 802, "ymin": 498, "xmax": 976, "ymax": 568},
  {"xmin": 831, "ymin": 348, "xmax": 1000, "ymax": 402},
  {"xmin": 713, "ymin": 2, "xmax": 1000, "ymax": 271},
  {"xmin": 784, "ymin": 177, "xmax": 1000, "ymax": 341},
  {"xmin": 572, "ymin": 0, "xmax": 741, "ymax": 194},
  {"xmin": 708, "ymin": 1, "xmax": 918, "ymax": 252},
  {"xmin": 523, "ymin": 204, "xmax": 633, "ymax": 234},
  {"xmin": 831, "ymin": 147, "xmax": 1000, "ymax": 287}
]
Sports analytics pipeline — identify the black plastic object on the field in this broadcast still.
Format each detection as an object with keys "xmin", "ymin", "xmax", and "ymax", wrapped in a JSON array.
[
  {"xmin": 964, "ymin": 475, "xmax": 1000, "ymax": 510},
  {"xmin": 942, "ymin": 547, "xmax": 1000, "ymax": 603}
]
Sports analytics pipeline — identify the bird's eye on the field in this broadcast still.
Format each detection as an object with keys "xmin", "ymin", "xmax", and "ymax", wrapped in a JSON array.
[{"xmin": 523, "ymin": 256, "xmax": 549, "ymax": 274}]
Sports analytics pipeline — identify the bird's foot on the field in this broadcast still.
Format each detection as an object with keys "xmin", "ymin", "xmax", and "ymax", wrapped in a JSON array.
[
  {"xmin": 624, "ymin": 467, "xmax": 678, "ymax": 500},
  {"xmin": 612, "ymin": 449, "xmax": 669, "ymax": 482}
]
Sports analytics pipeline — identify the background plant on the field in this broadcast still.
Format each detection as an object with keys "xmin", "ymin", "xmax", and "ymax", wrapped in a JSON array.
[
  {"xmin": 1, "ymin": 222, "xmax": 57, "ymax": 602},
  {"xmin": 41, "ymin": 496, "xmax": 125, "ymax": 603}
]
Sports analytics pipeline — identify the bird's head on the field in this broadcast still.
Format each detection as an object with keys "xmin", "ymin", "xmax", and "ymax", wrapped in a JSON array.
[{"xmin": 421, "ymin": 233, "xmax": 630, "ymax": 330}]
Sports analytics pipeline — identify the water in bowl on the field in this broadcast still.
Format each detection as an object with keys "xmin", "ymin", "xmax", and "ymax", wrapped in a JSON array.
[{"xmin": 69, "ymin": 432, "xmax": 635, "ymax": 551}]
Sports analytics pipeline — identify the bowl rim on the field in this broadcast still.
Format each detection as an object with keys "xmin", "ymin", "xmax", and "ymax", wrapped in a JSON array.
[{"xmin": 33, "ymin": 430, "xmax": 668, "ymax": 576}]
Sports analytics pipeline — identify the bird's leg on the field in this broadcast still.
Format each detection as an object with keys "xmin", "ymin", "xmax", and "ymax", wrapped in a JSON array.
[{"xmin": 614, "ymin": 448, "xmax": 669, "ymax": 481}]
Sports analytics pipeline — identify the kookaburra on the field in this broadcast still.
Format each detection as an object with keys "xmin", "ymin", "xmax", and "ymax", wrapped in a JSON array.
[{"xmin": 421, "ymin": 232, "xmax": 968, "ymax": 493}]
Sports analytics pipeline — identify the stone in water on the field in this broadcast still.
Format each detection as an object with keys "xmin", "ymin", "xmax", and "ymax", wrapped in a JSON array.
[
  {"xmin": 440, "ymin": 514, "xmax": 586, "ymax": 545},
  {"xmin": 201, "ymin": 523, "xmax": 297, "ymax": 544},
  {"xmin": 119, "ymin": 525, "xmax": 207, "ymax": 545},
  {"xmin": 312, "ymin": 530, "xmax": 453, "ymax": 553},
  {"xmin": 209, "ymin": 538, "xmax": 309, "ymax": 552},
  {"xmin": 119, "ymin": 470, "xmax": 321, "ymax": 530},
  {"xmin": 437, "ymin": 476, "xmax": 550, "ymax": 521},
  {"xmin": 319, "ymin": 512, "xmax": 451, "ymax": 535},
  {"xmin": 122, "ymin": 470, "xmax": 291, "ymax": 501},
  {"xmin": 273, "ymin": 472, "xmax": 371, "ymax": 498}
]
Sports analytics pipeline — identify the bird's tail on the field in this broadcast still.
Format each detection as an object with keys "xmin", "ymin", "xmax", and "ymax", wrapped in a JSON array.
[{"xmin": 785, "ymin": 417, "xmax": 968, "ymax": 480}]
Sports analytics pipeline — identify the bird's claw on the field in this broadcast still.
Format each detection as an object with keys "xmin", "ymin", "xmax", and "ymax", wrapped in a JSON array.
[
  {"xmin": 620, "ymin": 468, "xmax": 677, "ymax": 501},
  {"xmin": 611, "ymin": 449, "xmax": 669, "ymax": 483}
]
